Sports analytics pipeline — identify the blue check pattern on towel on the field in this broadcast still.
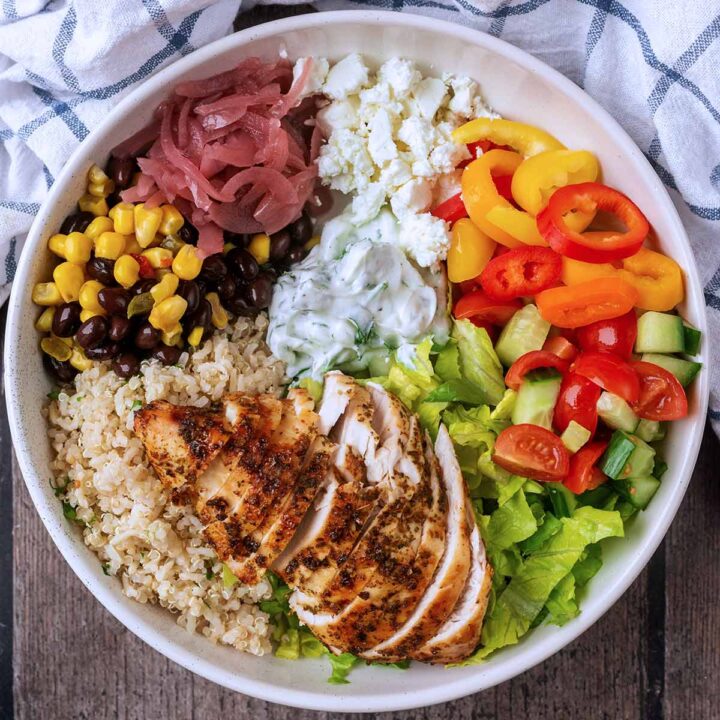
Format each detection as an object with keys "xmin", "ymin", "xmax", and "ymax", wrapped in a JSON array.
[{"xmin": 2, "ymin": 0, "xmax": 719, "ymax": 429}]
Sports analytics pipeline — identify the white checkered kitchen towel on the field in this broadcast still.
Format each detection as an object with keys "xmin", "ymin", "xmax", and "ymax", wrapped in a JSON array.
[{"xmin": 2, "ymin": 0, "xmax": 719, "ymax": 427}]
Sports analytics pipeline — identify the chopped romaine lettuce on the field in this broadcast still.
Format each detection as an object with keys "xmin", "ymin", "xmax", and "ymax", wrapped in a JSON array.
[
  {"xmin": 451, "ymin": 319, "xmax": 505, "ymax": 406},
  {"xmin": 327, "ymin": 653, "xmax": 361, "ymax": 684}
]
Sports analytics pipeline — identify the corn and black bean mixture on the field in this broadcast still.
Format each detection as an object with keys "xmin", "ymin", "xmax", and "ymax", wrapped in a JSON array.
[{"xmin": 34, "ymin": 157, "xmax": 319, "ymax": 382}]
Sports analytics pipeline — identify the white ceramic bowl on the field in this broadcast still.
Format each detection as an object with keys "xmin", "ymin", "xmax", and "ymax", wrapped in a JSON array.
[{"xmin": 5, "ymin": 10, "xmax": 709, "ymax": 714}]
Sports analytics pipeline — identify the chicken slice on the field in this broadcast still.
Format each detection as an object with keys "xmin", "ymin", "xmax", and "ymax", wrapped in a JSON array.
[
  {"xmin": 133, "ymin": 400, "xmax": 230, "ymax": 497},
  {"xmin": 359, "ymin": 424, "xmax": 472, "ymax": 662},
  {"xmin": 413, "ymin": 524, "xmax": 492, "ymax": 663}
]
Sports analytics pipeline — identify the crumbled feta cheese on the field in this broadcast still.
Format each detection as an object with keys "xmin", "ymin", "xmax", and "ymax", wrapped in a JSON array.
[
  {"xmin": 390, "ymin": 178, "xmax": 433, "ymax": 219},
  {"xmin": 412, "ymin": 77, "xmax": 448, "ymax": 120},
  {"xmin": 379, "ymin": 158, "xmax": 413, "ymax": 189},
  {"xmin": 316, "ymin": 98, "xmax": 359, "ymax": 135},
  {"xmin": 378, "ymin": 58, "xmax": 422, "ymax": 96},
  {"xmin": 323, "ymin": 53, "xmax": 369, "ymax": 99},
  {"xmin": 433, "ymin": 169, "xmax": 463, "ymax": 205},
  {"xmin": 447, "ymin": 75, "xmax": 479, "ymax": 116},
  {"xmin": 397, "ymin": 213, "xmax": 451, "ymax": 267},
  {"xmin": 350, "ymin": 182, "xmax": 387, "ymax": 225},
  {"xmin": 293, "ymin": 57, "xmax": 329, "ymax": 99},
  {"xmin": 430, "ymin": 141, "xmax": 469, "ymax": 174},
  {"xmin": 368, "ymin": 109, "xmax": 398, "ymax": 165},
  {"xmin": 397, "ymin": 116, "xmax": 435, "ymax": 158}
]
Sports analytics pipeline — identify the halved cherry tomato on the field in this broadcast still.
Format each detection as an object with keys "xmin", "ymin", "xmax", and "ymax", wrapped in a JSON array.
[
  {"xmin": 573, "ymin": 351, "xmax": 640, "ymax": 403},
  {"xmin": 480, "ymin": 246, "xmax": 562, "ymax": 301},
  {"xmin": 542, "ymin": 335, "xmax": 578, "ymax": 362},
  {"xmin": 505, "ymin": 351, "xmax": 570, "ymax": 391},
  {"xmin": 553, "ymin": 371, "xmax": 602, "ymax": 434},
  {"xmin": 576, "ymin": 311, "xmax": 638, "ymax": 359},
  {"xmin": 537, "ymin": 182, "xmax": 649, "ymax": 263},
  {"xmin": 630, "ymin": 361, "xmax": 688, "ymax": 421},
  {"xmin": 536, "ymin": 277, "xmax": 639, "ymax": 328},
  {"xmin": 431, "ymin": 192, "xmax": 468, "ymax": 223},
  {"xmin": 493, "ymin": 424, "xmax": 570, "ymax": 482},
  {"xmin": 564, "ymin": 441, "xmax": 608, "ymax": 494},
  {"xmin": 454, "ymin": 290, "xmax": 521, "ymax": 326}
]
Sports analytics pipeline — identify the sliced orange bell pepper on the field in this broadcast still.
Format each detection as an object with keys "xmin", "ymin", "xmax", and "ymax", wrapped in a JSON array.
[
  {"xmin": 536, "ymin": 277, "xmax": 639, "ymax": 328},
  {"xmin": 462, "ymin": 150, "xmax": 547, "ymax": 248},
  {"xmin": 447, "ymin": 218, "xmax": 496, "ymax": 283},
  {"xmin": 511, "ymin": 150, "xmax": 599, "ymax": 232},
  {"xmin": 561, "ymin": 247, "xmax": 684, "ymax": 311},
  {"xmin": 453, "ymin": 118, "xmax": 566, "ymax": 157}
]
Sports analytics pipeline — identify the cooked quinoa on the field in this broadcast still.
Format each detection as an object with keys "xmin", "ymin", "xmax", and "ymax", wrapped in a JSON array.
[{"xmin": 46, "ymin": 314, "xmax": 286, "ymax": 655}]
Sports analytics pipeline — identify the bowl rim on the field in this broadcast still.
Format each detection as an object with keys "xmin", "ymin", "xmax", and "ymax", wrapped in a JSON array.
[{"xmin": 5, "ymin": 9, "xmax": 709, "ymax": 713}]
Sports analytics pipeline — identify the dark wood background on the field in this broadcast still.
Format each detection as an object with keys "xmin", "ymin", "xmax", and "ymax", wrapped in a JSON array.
[{"xmin": 5, "ymin": 6, "xmax": 720, "ymax": 719}]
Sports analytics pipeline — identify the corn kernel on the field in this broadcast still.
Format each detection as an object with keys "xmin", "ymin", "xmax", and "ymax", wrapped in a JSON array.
[
  {"xmin": 80, "ymin": 309, "xmax": 101, "ymax": 323},
  {"xmin": 161, "ymin": 325, "xmax": 184, "ymax": 347},
  {"xmin": 109, "ymin": 202, "xmax": 135, "ymax": 235},
  {"xmin": 149, "ymin": 295, "xmax": 187, "ymax": 333},
  {"xmin": 223, "ymin": 242, "xmax": 235, "ymax": 255},
  {"xmin": 85, "ymin": 216, "xmax": 114, "ymax": 241},
  {"xmin": 142, "ymin": 247, "xmax": 173, "ymax": 269},
  {"xmin": 64, "ymin": 232, "xmax": 93, "ymax": 264},
  {"xmin": 150, "ymin": 272, "xmax": 179, "ymax": 304},
  {"xmin": 248, "ymin": 234, "xmax": 270, "ymax": 265},
  {"xmin": 114, "ymin": 255, "xmax": 140, "ymax": 288},
  {"xmin": 53, "ymin": 263, "xmax": 85, "ymax": 302},
  {"xmin": 78, "ymin": 193, "xmax": 108, "ymax": 217},
  {"xmin": 172, "ymin": 244, "xmax": 203, "ymax": 280},
  {"xmin": 48, "ymin": 234, "xmax": 67, "ymax": 258},
  {"xmin": 304, "ymin": 236, "xmax": 320, "ymax": 251},
  {"xmin": 87, "ymin": 164, "xmax": 110, "ymax": 185},
  {"xmin": 69, "ymin": 346, "xmax": 93, "ymax": 372},
  {"xmin": 41, "ymin": 336, "xmax": 72, "ymax": 362},
  {"xmin": 78, "ymin": 280, "xmax": 105, "ymax": 313},
  {"xmin": 35, "ymin": 307, "xmax": 55, "ymax": 332},
  {"xmin": 87, "ymin": 179, "xmax": 115, "ymax": 198},
  {"xmin": 159, "ymin": 205, "xmax": 184, "ymax": 236},
  {"xmin": 123, "ymin": 235, "xmax": 143, "ymax": 255},
  {"xmin": 187, "ymin": 326, "xmax": 204, "ymax": 347},
  {"xmin": 206, "ymin": 292, "xmax": 228, "ymax": 330},
  {"xmin": 95, "ymin": 231, "xmax": 126, "ymax": 260},
  {"xmin": 32, "ymin": 282, "xmax": 63, "ymax": 306},
  {"xmin": 134, "ymin": 204, "xmax": 163, "ymax": 248}
]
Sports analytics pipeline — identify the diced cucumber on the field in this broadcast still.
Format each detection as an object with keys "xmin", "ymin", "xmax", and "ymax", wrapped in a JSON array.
[
  {"xmin": 545, "ymin": 482, "xmax": 578, "ymax": 518},
  {"xmin": 683, "ymin": 322, "xmax": 702, "ymax": 356},
  {"xmin": 635, "ymin": 418, "xmax": 666, "ymax": 443},
  {"xmin": 561, "ymin": 420, "xmax": 591, "ymax": 453},
  {"xmin": 635, "ymin": 311, "xmax": 685, "ymax": 353},
  {"xmin": 613, "ymin": 476, "xmax": 661, "ymax": 510},
  {"xmin": 495, "ymin": 304, "xmax": 551, "ymax": 366},
  {"xmin": 600, "ymin": 431, "xmax": 636, "ymax": 479},
  {"xmin": 596, "ymin": 391, "xmax": 639, "ymax": 433},
  {"xmin": 653, "ymin": 457, "xmax": 668, "ymax": 480},
  {"xmin": 511, "ymin": 368, "xmax": 562, "ymax": 430},
  {"xmin": 617, "ymin": 436, "xmax": 655, "ymax": 479},
  {"xmin": 641, "ymin": 352, "xmax": 702, "ymax": 387}
]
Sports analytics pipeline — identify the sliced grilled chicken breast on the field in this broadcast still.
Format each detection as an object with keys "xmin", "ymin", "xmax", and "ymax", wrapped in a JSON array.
[
  {"xmin": 360, "ymin": 425, "xmax": 472, "ymax": 662},
  {"xmin": 413, "ymin": 524, "xmax": 492, "ymax": 664},
  {"xmin": 133, "ymin": 400, "xmax": 230, "ymax": 496}
]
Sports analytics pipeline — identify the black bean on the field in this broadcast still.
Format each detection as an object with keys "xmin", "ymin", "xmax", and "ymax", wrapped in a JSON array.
[
  {"xmin": 216, "ymin": 275, "xmax": 237, "ymax": 302},
  {"xmin": 269, "ymin": 229, "xmax": 291, "ymax": 262},
  {"xmin": 108, "ymin": 315, "xmax": 131, "ymax": 343},
  {"xmin": 286, "ymin": 246, "xmax": 307, "ymax": 265},
  {"xmin": 186, "ymin": 298, "xmax": 211, "ymax": 330},
  {"xmin": 97, "ymin": 287, "xmax": 129, "ymax": 316},
  {"xmin": 199, "ymin": 255, "xmax": 228, "ymax": 285},
  {"xmin": 60, "ymin": 211, "xmax": 94, "ymax": 235},
  {"xmin": 51, "ymin": 302, "xmax": 81, "ymax": 337},
  {"xmin": 289, "ymin": 212, "xmax": 313, "ymax": 246},
  {"xmin": 224, "ymin": 231, "xmax": 250, "ymax": 248},
  {"xmin": 106, "ymin": 156, "xmax": 135, "ymax": 190},
  {"xmin": 131, "ymin": 278, "xmax": 157, "ymax": 296},
  {"xmin": 246, "ymin": 273, "xmax": 273, "ymax": 309},
  {"xmin": 150, "ymin": 344, "xmax": 181, "ymax": 366},
  {"xmin": 226, "ymin": 248, "xmax": 258, "ymax": 281},
  {"xmin": 178, "ymin": 280, "xmax": 200, "ymax": 314},
  {"xmin": 112, "ymin": 352, "xmax": 140, "ymax": 379},
  {"xmin": 43, "ymin": 355, "xmax": 77, "ymax": 383},
  {"xmin": 195, "ymin": 278, "xmax": 209, "ymax": 297},
  {"xmin": 75, "ymin": 316, "xmax": 108, "ymax": 349},
  {"xmin": 134, "ymin": 321, "xmax": 160, "ymax": 350},
  {"xmin": 178, "ymin": 223, "xmax": 199, "ymax": 245},
  {"xmin": 85, "ymin": 342, "xmax": 121, "ymax": 361},
  {"xmin": 225, "ymin": 294, "xmax": 253, "ymax": 317},
  {"xmin": 86, "ymin": 256, "xmax": 116, "ymax": 285}
]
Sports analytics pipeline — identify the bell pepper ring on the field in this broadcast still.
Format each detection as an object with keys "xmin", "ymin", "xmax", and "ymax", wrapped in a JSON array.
[
  {"xmin": 537, "ymin": 182, "xmax": 649, "ymax": 263},
  {"xmin": 561, "ymin": 247, "xmax": 684, "ymax": 312},
  {"xmin": 480, "ymin": 245, "xmax": 562, "ymax": 301},
  {"xmin": 536, "ymin": 276, "xmax": 639, "ymax": 328},
  {"xmin": 452, "ymin": 118, "xmax": 566, "ymax": 157},
  {"xmin": 431, "ymin": 192, "xmax": 468, "ymax": 224},
  {"xmin": 447, "ymin": 218, "xmax": 497, "ymax": 283},
  {"xmin": 462, "ymin": 150, "xmax": 547, "ymax": 248}
]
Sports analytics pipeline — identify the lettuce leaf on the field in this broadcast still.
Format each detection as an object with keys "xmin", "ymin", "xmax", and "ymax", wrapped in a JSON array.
[
  {"xmin": 452, "ymin": 319, "xmax": 505, "ymax": 406},
  {"xmin": 482, "ymin": 489, "xmax": 538, "ymax": 550},
  {"xmin": 327, "ymin": 653, "xmax": 361, "ymax": 684}
]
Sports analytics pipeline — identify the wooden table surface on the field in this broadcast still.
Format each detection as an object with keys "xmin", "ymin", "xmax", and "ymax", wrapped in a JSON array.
[{"xmin": 6, "ymin": 6, "xmax": 720, "ymax": 719}]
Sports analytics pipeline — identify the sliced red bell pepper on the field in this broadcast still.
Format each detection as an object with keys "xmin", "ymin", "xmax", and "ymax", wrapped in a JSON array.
[
  {"xmin": 431, "ymin": 192, "xmax": 468, "ymax": 223},
  {"xmin": 480, "ymin": 246, "xmax": 562, "ymax": 301}
]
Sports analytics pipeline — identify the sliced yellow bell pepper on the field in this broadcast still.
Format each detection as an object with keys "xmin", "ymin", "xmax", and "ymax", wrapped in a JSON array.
[
  {"xmin": 452, "ymin": 118, "xmax": 565, "ymax": 157},
  {"xmin": 462, "ymin": 150, "xmax": 547, "ymax": 247},
  {"xmin": 447, "ymin": 218, "xmax": 496, "ymax": 283},
  {"xmin": 562, "ymin": 247, "xmax": 684, "ymax": 311}
]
